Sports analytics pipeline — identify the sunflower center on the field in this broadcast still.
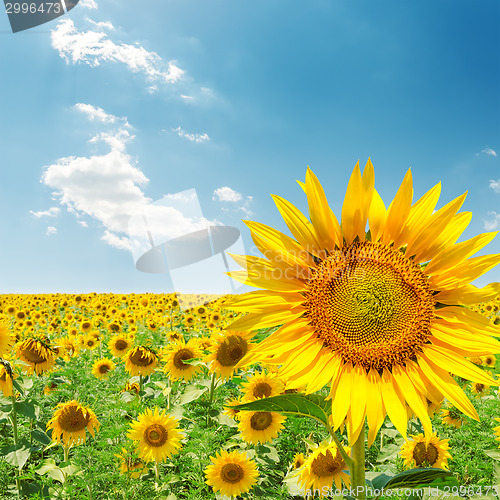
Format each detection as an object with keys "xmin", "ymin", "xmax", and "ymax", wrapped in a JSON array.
[
  {"xmin": 220, "ymin": 463, "xmax": 244, "ymax": 483},
  {"xmin": 310, "ymin": 449, "xmax": 344, "ymax": 477},
  {"xmin": 253, "ymin": 382, "xmax": 272, "ymax": 399},
  {"xmin": 250, "ymin": 411, "xmax": 273, "ymax": 431},
  {"xmin": 144, "ymin": 424, "xmax": 168, "ymax": 447},
  {"xmin": 22, "ymin": 345, "xmax": 47, "ymax": 364},
  {"xmin": 130, "ymin": 348, "xmax": 154, "ymax": 367},
  {"xmin": 115, "ymin": 339, "xmax": 128, "ymax": 351},
  {"xmin": 58, "ymin": 406, "xmax": 90, "ymax": 432},
  {"xmin": 305, "ymin": 241, "xmax": 434, "ymax": 371},
  {"xmin": 412, "ymin": 442, "xmax": 439, "ymax": 467},
  {"xmin": 173, "ymin": 348, "xmax": 194, "ymax": 370},
  {"xmin": 216, "ymin": 335, "xmax": 248, "ymax": 367},
  {"xmin": 98, "ymin": 364, "xmax": 110, "ymax": 374}
]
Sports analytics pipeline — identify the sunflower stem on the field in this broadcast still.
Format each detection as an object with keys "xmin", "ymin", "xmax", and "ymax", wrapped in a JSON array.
[
  {"xmin": 154, "ymin": 461, "xmax": 160, "ymax": 483},
  {"xmin": 350, "ymin": 424, "xmax": 366, "ymax": 500},
  {"xmin": 139, "ymin": 375, "xmax": 143, "ymax": 400},
  {"xmin": 206, "ymin": 372, "xmax": 217, "ymax": 425},
  {"xmin": 10, "ymin": 393, "xmax": 21, "ymax": 499},
  {"xmin": 63, "ymin": 443, "xmax": 70, "ymax": 463}
]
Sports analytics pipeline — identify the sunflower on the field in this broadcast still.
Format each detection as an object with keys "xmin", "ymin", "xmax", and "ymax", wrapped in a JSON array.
[
  {"xmin": 494, "ymin": 418, "xmax": 500, "ymax": 447},
  {"xmin": 15, "ymin": 337, "xmax": 55, "ymax": 375},
  {"xmin": 0, "ymin": 362, "xmax": 14, "ymax": 397},
  {"xmin": 82, "ymin": 334, "xmax": 100, "ymax": 350},
  {"xmin": 92, "ymin": 358, "xmax": 115, "ymax": 379},
  {"xmin": 127, "ymin": 407, "xmax": 184, "ymax": 463},
  {"xmin": 47, "ymin": 400, "xmax": 99, "ymax": 446},
  {"xmin": 162, "ymin": 339, "xmax": 203, "ymax": 381},
  {"xmin": 237, "ymin": 410, "xmax": 286, "ymax": 444},
  {"xmin": 225, "ymin": 161, "xmax": 500, "ymax": 445},
  {"xmin": 0, "ymin": 322, "xmax": 15, "ymax": 358},
  {"xmin": 123, "ymin": 346, "xmax": 158, "ymax": 376},
  {"xmin": 471, "ymin": 381, "xmax": 489, "ymax": 398},
  {"xmin": 80, "ymin": 320, "xmax": 92, "ymax": 333},
  {"xmin": 223, "ymin": 396, "xmax": 243, "ymax": 419},
  {"xmin": 241, "ymin": 371, "xmax": 284, "ymax": 402},
  {"xmin": 482, "ymin": 354, "xmax": 496, "ymax": 368},
  {"xmin": 296, "ymin": 441, "xmax": 351, "ymax": 496},
  {"xmin": 205, "ymin": 331, "xmax": 255, "ymax": 380},
  {"xmin": 108, "ymin": 335, "xmax": 133, "ymax": 358},
  {"xmin": 400, "ymin": 433, "xmax": 452, "ymax": 469},
  {"xmin": 204, "ymin": 449, "xmax": 258, "ymax": 498},
  {"xmin": 292, "ymin": 452, "xmax": 306, "ymax": 470},
  {"xmin": 122, "ymin": 382, "xmax": 140, "ymax": 394},
  {"xmin": 115, "ymin": 447, "xmax": 148, "ymax": 478},
  {"xmin": 441, "ymin": 407, "xmax": 465, "ymax": 429}
]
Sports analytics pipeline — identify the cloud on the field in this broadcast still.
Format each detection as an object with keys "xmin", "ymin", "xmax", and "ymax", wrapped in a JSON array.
[
  {"xmin": 173, "ymin": 126, "xmax": 210, "ymax": 143},
  {"xmin": 39, "ymin": 104, "xmax": 215, "ymax": 251},
  {"xmin": 86, "ymin": 19, "xmax": 114, "ymax": 30},
  {"xmin": 74, "ymin": 103, "xmax": 130, "ymax": 127},
  {"xmin": 481, "ymin": 148, "xmax": 497, "ymax": 157},
  {"xmin": 489, "ymin": 179, "xmax": 500, "ymax": 193},
  {"xmin": 213, "ymin": 187, "xmax": 243, "ymax": 203},
  {"xmin": 51, "ymin": 19, "xmax": 184, "ymax": 85},
  {"xmin": 484, "ymin": 211, "xmax": 500, "ymax": 231},
  {"xmin": 46, "ymin": 226, "xmax": 57, "ymax": 235},
  {"xmin": 29, "ymin": 207, "xmax": 60, "ymax": 218},
  {"xmin": 80, "ymin": 0, "xmax": 98, "ymax": 8}
]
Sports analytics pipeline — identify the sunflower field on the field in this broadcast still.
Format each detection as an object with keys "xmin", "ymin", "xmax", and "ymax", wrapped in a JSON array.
[{"xmin": 1, "ymin": 165, "xmax": 500, "ymax": 500}]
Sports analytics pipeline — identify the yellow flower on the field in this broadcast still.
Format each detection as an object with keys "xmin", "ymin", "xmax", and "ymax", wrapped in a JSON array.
[
  {"xmin": 0, "ymin": 362, "xmax": 14, "ymax": 397},
  {"xmin": 400, "ymin": 433, "xmax": 452, "ymax": 469},
  {"xmin": 115, "ymin": 447, "xmax": 148, "ymax": 478},
  {"xmin": 223, "ymin": 396, "xmax": 243, "ymax": 419},
  {"xmin": 0, "ymin": 322, "xmax": 15, "ymax": 358},
  {"xmin": 205, "ymin": 449, "xmax": 258, "ymax": 498},
  {"xmin": 127, "ymin": 407, "xmax": 184, "ymax": 463},
  {"xmin": 162, "ymin": 338, "xmax": 203, "ymax": 381},
  {"xmin": 237, "ymin": 410, "xmax": 286, "ymax": 444},
  {"xmin": 108, "ymin": 335, "xmax": 133, "ymax": 358},
  {"xmin": 441, "ymin": 407, "xmax": 465, "ymax": 429},
  {"xmin": 296, "ymin": 441, "xmax": 351, "ymax": 497},
  {"xmin": 225, "ymin": 161, "xmax": 500, "ymax": 445},
  {"xmin": 292, "ymin": 452, "xmax": 306, "ymax": 470},
  {"xmin": 123, "ymin": 346, "xmax": 158, "ymax": 376},
  {"xmin": 241, "ymin": 371, "xmax": 284, "ymax": 402},
  {"xmin": 494, "ymin": 418, "xmax": 500, "ymax": 448},
  {"xmin": 482, "ymin": 354, "xmax": 496, "ymax": 368},
  {"xmin": 92, "ymin": 358, "xmax": 115, "ymax": 378},
  {"xmin": 15, "ymin": 337, "xmax": 55, "ymax": 375},
  {"xmin": 47, "ymin": 400, "xmax": 99, "ymax": 446},
  {"xmin": 122, "ymin": 382, "xmax": 140, "ymax": 394},
  {"xmin": 471, "ymin": 381, "xmax": 489, "ymax": 398}
]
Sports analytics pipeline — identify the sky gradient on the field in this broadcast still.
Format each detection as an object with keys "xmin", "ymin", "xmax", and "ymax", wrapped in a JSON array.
[{"xmin": 0, "ymin": 0, "xmax": 499, "ymax": 294}]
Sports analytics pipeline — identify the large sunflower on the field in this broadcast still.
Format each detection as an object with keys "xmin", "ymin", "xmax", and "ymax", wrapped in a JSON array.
[
  {"xmin": 225, "ymin": 161, "xmax": 500, "ymax": 445},
  {"xmin": 127, "ymin": 407, "xmax": 184, "ymax": 463},
  {"xmin": 400, "ymin": 433, "xmax": 452, "ymax": 469},
  {"xmin": 204, "ymin": 449, "xmax": 259, "ymax": 498},
  {"xmin": 15, "ymin": 337, "xmax": 56, "ymax": 375},
  {"xmin": 0, "ymin": 322, "xmax": 15, "ymax": 358},
  {"xmin": 47, "ymin": 400, "xmax": 99, "ymax": 446}
]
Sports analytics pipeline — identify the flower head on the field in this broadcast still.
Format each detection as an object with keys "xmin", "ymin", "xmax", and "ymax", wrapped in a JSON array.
[
  {"xmin": 162, "ymin": 338, "xmax": 203, "ymax": 381},
  {"xmin": 15, "ymin": 337, "xmax": 55, "ymax": 375},
  {"xmin": 92, "ymin": 358, "xmax": 115, "ymax": 379},
  {"xmin": 400, "ymin": 433, "xmax": 452, "ymax": 469},
  {"xmin": 237, "ymin": 410, "xmax": 286, "ymax": 444},
  {"xmin": 123, "ymin": 346, "xmax": 158, "ymax": 376},
  {"xmin": 225, "ymin": 161, "xmax": 500, "ymax": 445}
]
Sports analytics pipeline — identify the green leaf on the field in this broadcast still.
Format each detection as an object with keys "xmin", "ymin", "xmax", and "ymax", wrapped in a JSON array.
[
  {"xmin": 31, "ymin": 429, "xmax": 52, "ymax": 446},
  {"xmin": 178, "ymin": 386, "xmax": 208, "ymax": 405},
  {"xmin": 484, "ymin": 449, "xmax": 500, "ymax": 461},
  {"xmin": 2, "ymin": 442, "xmax": 31, "ymax": 469},
  {"xmin": 371, "ymin": 468, "xmax": 457, "ymax": 491},
  {"xmin": 14, "ymin": 400, "xmax": 38, "ymax": 420},
  {"xmin": 36, "ymin": 458, "xmax": 58, "ymax": 475},
  {"xmin": 231, "ymin": 393, "xmax": 332, "ymax": 428}
]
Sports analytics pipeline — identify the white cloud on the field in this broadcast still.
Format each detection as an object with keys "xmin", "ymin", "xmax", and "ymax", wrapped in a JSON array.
[
  {"xmin": 482, "ymin": 148, "xmax": 497, "ymax": 157},
  {"xmin": 78, "ymin": 220, "xmax": 88, "ymax": 227},
  {"xmin": 74, "ymin": 103, "xmax": 129, "ymax": 127},
  {"xmin": 213, "ymin": 186, "xmax": 243, "ymax": 203},
  {"xmin": 79, "ymin": 0, "xmax": 98, "ymax": 8},
  {"xmin": 489, "ymin": 179, "xmax": 500, "ymax": 193},
  {"xmin": 86, "ymin": 19, "xmax": 114, "ymax": 30},
  {"xmin": 29, "ymin": 207, "xmax": 60, "ymax": 218},
  {"xmin": 51, "ymin": 19, "xmax": 184, "ymax": 85},
  {"xmin": 173, "ymin": 126, "xmax": 210, "ymax": 143},
  {"xmin": 46, "ymin": 226, "xmax": 57, "ymax": 235},
  {"xmin": 101, "ymin": 230, "xmax": 131, "ymax": 250},
  {"xmin": 180, "ymin": 95, "xmax": 194, "ymax": 102},
  {"xmin": 484, "ymin": 211, "xmax": 500, "ymax": 231}
]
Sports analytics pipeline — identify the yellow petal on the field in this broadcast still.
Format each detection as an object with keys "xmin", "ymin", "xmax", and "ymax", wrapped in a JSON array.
[
  {"xmin": 368, "ymin": 188, "xmax": 386, "ymax": 242},
  {"xmin": 366, "ymin": 369, "xmax": 385, "ymax": 447},
  {"xmin": 330, "ymin": 363, "xmax": 353, "ymax": 430},
  {"xmin": 342, "ymin": 162, "xmax": 365, "ymax": 244},
  {"xmin": 380, "ymin": 368, "xmax": 408, "ymax": 439},
  {"xmin": 225, "ymin": 307, "xmax": 305, "ymax": 331}
]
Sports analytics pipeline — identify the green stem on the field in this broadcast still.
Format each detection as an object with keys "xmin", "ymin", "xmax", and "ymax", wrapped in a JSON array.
[
  {"xmin": 208, "ymin": 372, "xmax": 217, "ymax": 406},
  {"xmin": 10, "ymin": 394, "xmax": 21, "ymax": 500},
  {"xmin": 154, "ymin": 461, "xmax": 160, "ymax": 483},
  {"xmin": 63, "ymin": 443, "xmax": 70, "ymax": 463},
  {"xmin": 325, "ymin": 422, "xmax": 353, "ymax": 469},
  {"xmin": 139, "ymin": 375, "xmax": 143, "ymax": 400},
  {"xmin": 350, "ymin": 424, "xmax": 366, "ymax": 500}
]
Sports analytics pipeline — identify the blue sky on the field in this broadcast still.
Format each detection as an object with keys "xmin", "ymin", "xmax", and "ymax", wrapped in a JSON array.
[{"xmin": 0, "ymin": 0, "xmax": 499, "ymax": 294}]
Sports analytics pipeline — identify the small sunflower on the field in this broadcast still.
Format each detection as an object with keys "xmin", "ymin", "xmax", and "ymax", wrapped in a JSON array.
[
  {"xmin": 162, "ymin": 339, "xmax": 203, "ymax": 381},
  {"xmin": 482, "ymin": 354, "xmax": 496, "ymax": 368},
  {"xmin": 223, "ymin": 396, "xmax": 243, "ymax": 419},
  {"xmin": 205, "ymin": 331, "xmax": 255, "ymax": 380},
  {"xmin": 237, "ymin": 410, "xmax": 286, "ymax": 444},
  {"xmin": 47, "ymin": 400, "xmax": 99, "ymax": 446},
  {"xmin": 292, "ymin": 452, "xmax": 306, "ymax": 470},
  {"xmin": 80, "ymin": 320, "xmax": 92, "ymax": 333},
  {"xmin": 471, "ymin": 382, "xmax": 489, "ymax": 398},
  {"xmin": 297, "ymin": 441, "xmax": 351, "ymax": 496},
  {"xmin": 494, "ymin": 418, "xmax": 500, "ymax": 448},
  {"xmin": 241, "ymin": 371, "xmax": 284, "ymax": 402},
  {"xmin": 115, "ymin": 447, "xmax": 148, "ymax": 478},
  {"xmin": 15, "ymin": 337, "xmax": 55, "ymax": 375},
  {"xmin": 92, "ymin": 358, "xmax": 115, "ymax": 379},
  {"xmin": 82, "ymin": 334, "xmax": 100, "ymax": 350},
  {"xmin": 400, "ymin": 433, "xmax": 452, "ymax": 469},
  {"xmin": 108, "ymin": 335, "xmax": 133, "ymax": 358},
  {"xmin": 122, "ymin": 382, "xmax": 140, "ymax": 395},
  {"xmin": 441, "ymin": 407, "xmax": 465, "ymax": 428},
  {"xmin": 0, "ymin": 362, "xmax": 14, "ymax": 397},
  {"xmin": 205, "ymin": 449, "xmax": 259, "ymax": 498},
  {"xmin": 127, "ymin": 407, "xmax": 184, "ymax": 463},
  {"xmin": 0, "ymin": 322, "xmax": 15, "ymax": 358},
  {"xmin": 123, "ymin": 346, "xmax": 158, "ymax": 376}
]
